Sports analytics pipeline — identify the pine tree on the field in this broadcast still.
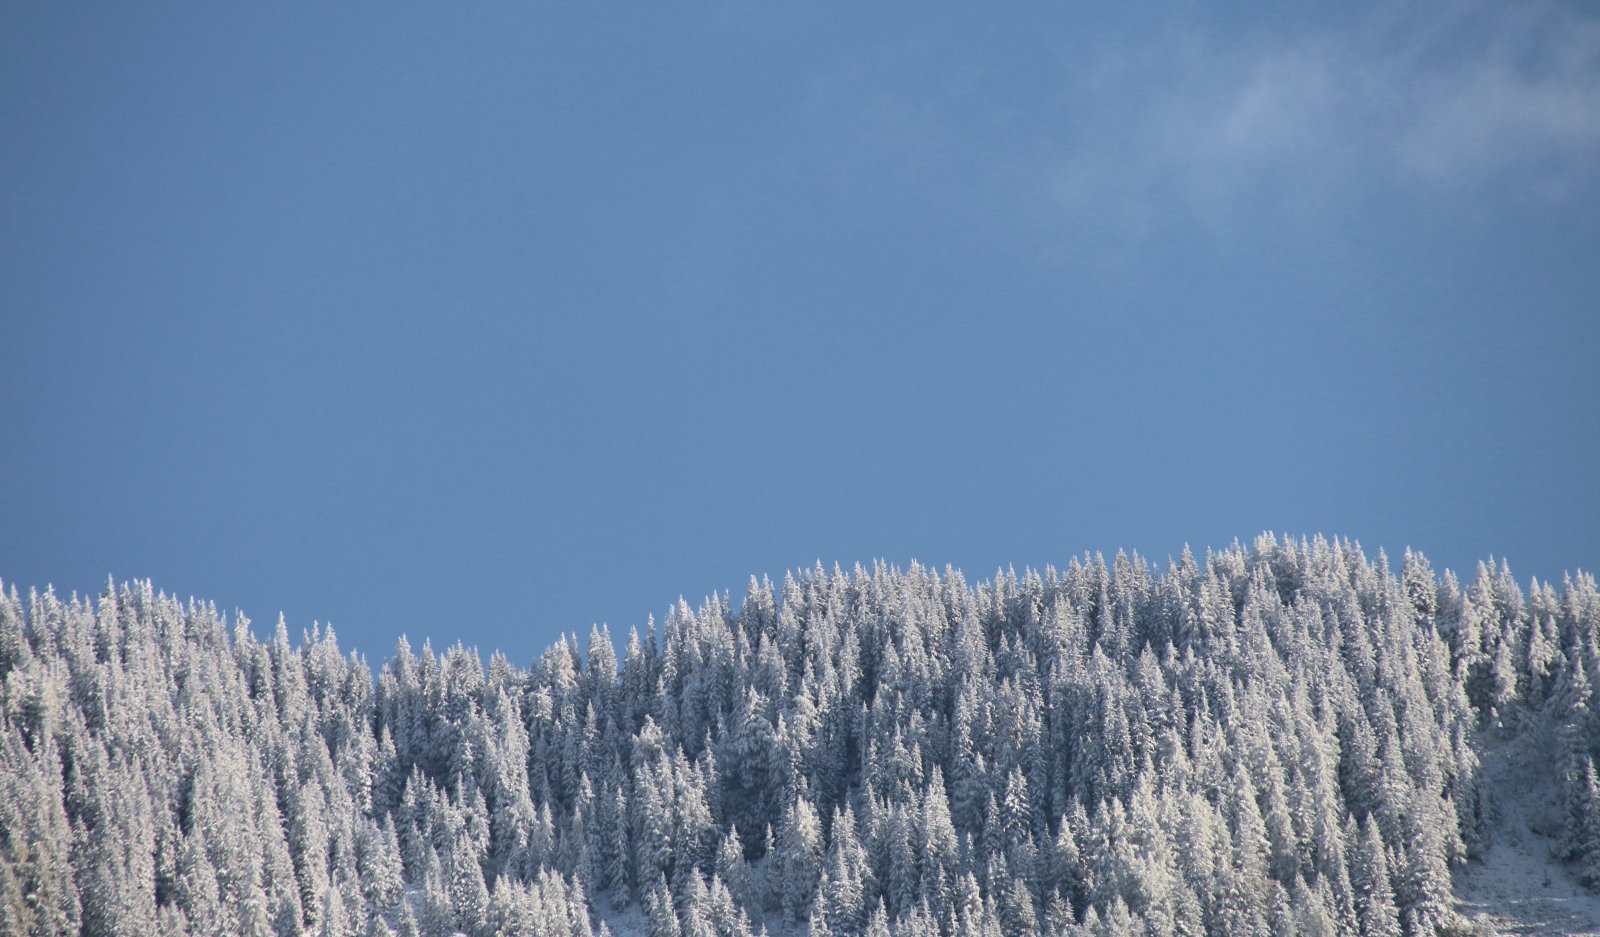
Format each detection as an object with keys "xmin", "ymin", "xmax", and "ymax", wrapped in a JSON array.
[
  {"xmin": 999, "ymin": 876, "xmax": 1039, "ymax": 934},
  {"xmin": 715, "ymin": 826, "xmax": 755, "ymax": 914},
  {"xmin": 680, "ymin": 872, "xmax": 717, "ymax": 937},
  {"xmin": 1350, "ymin": 817, "xmax": 1401, "ymax": 937},
  {"xmin": 920, "ymin": 768, "xmax": 959, "ymax": 908},
  {"xmin": 446, "ymin": 839, "xmax": 490, "ymax": 937},
  {"xmin": 864, "ymin": 898, "xmax": 892, "ymax": 937},
  {"xmin": 777, "ymin": 799, "xmax": 822, "ymax": 921},
  {"xmin": 822, "ymin": 806, "xmax": 868, "ymax": 932},
  {"xmin": 0, "ymin": 548, "xmax": 1585, "ymax": 937},
  {"xmin": 645, "ymin": 873, "xmax": 681, "ymax": 937},
  {"xmin": 1575, "ymin": 759, "xmax": 1600, "ymax": 889}
]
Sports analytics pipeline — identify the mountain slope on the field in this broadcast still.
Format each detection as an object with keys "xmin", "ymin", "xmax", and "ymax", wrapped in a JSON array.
[
  {"xmin": 1455, "ymin": 722, "xmax": 1600, "ymax": 936},
  {"xmin": 3, "ymin": 535, "xmax": 1599, "ymax": 937}
]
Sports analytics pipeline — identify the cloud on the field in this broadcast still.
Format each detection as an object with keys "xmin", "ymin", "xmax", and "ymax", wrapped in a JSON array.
[
  {"xmin": 1059, "ymin": 1, "xmax": 1600, "ymax": 222},
  {"xmin": 798, "ymin": 2, "xmax": 1600, "ymax": 251},
  {"xmin": 1396, "ymin": 24, "xmax": 1600, "ymax": 188}
]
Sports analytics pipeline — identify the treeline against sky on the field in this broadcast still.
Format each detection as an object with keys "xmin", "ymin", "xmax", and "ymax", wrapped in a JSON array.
[{"xmin": 3, "ymin": 535, "xmax": 1599, "ymax": 936}]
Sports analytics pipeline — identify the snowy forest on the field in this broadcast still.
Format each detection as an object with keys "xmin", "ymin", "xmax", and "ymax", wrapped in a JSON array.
[{"xmin": 3, "ymin": 535, "xmax": 1599, "ymax": 937}]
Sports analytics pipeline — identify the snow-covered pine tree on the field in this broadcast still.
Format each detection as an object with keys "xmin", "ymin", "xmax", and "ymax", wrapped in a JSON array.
[{"xmin": 3, "ymin": 545, "xmax": 1596, "ymax": 935}]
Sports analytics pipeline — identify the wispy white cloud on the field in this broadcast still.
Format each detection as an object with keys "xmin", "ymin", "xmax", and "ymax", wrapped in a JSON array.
[
  {"xmin": 1061, "ymin": 3, "xmax": 1600, "ymax": 225},
  {"xmin": 799, "ymin": 2, "xmax": 1600, "ymax": 249},
  {"xmin": 1395, "ymin": 25, "xmax": 1600, "ymax": 189}
]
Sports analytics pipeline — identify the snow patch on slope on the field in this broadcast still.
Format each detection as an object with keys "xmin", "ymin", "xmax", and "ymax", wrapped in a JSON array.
[{"xmin": 1455, "ymin": 722, "xmax": 1600, "ymax": 936}]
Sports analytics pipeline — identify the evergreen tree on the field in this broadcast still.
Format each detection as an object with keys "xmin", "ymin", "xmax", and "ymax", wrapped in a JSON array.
[
  {"xmin": 715, "ymin": 826, "xmax": 755, "ymax": 914},
  {"xmin": 1350, "ymin": 817, "xmax": 1401, "ymax": 937},
  {"xmin": 1575, "ymin": 759, "xmax": 1600, "ymax": 890},
  {"xmin": 0, "ymin": 546, "xmax": 1588, "ymax": 937},
  {"xmin": 645, "ymin": 873, "xmax": 681, "ymax": 937},
  {"xmin": 776, "ymin": 798, "xmax": 822, "ymax": 921}
]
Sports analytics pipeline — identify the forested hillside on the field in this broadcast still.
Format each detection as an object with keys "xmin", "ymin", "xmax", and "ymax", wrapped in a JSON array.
[{"xmin": 3, "ymin": 535, "xmax": 1599, "ymax": 937}]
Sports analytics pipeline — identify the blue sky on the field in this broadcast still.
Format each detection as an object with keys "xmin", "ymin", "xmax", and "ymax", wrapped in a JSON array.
[{"xmin": 3, "ymin": 1, "xmax": 1597, "ymax": 664}]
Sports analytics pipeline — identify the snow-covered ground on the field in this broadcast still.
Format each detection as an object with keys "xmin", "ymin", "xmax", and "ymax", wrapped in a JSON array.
[{"xmin": 1455, "ymin": 723, "xmax": 1600, "ymax": 936}]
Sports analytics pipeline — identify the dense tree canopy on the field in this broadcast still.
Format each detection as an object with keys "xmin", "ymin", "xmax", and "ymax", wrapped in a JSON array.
[{"xmin": 3, "ymin": 535, "xmax": 1598, "ymax": 936}]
